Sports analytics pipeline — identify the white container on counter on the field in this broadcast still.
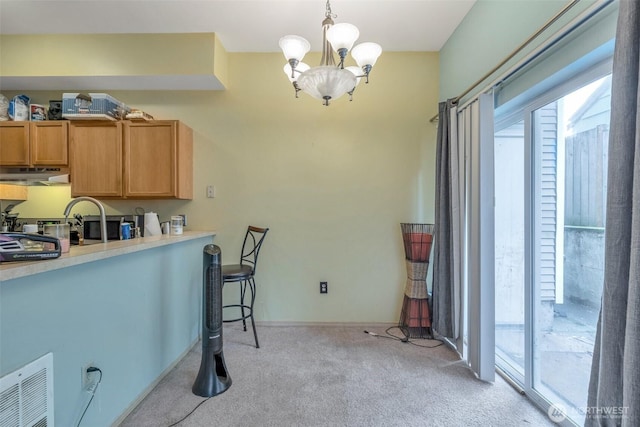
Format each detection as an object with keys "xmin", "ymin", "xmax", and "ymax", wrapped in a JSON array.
[
  {"xmin": 43, "ymin": 223, "xmax": 70, "ymax": 253},
  {"xmin": 23, "ymin": 224, "xmax": 38, "ymax": 233},
  {"xmin": 144, "ymin": 212, "xmax": 162, "ymax": 236},
  {"xmin": 170, "ymin": 216, "xmax": 183, "ymax": 235}
]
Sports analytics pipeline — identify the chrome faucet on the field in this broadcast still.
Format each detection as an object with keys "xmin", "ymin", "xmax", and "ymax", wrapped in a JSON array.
[{"xmin": 63, "ymin": 196, "xmax": 107, "ymax": 243}]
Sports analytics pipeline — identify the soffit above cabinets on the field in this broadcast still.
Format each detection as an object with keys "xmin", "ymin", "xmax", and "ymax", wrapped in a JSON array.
[
  {"xmin": 0, "ymin": 33, "xmax": 229, "ymax": 91},
  {"xmin": 0, "ymin": 75, "xmax": 225, "ymax": 91}
]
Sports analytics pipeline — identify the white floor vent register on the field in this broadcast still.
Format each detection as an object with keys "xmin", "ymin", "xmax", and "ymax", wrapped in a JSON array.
[{"xmin": 0, "ymin": 353, "xmax": 54, "ymax": 427}]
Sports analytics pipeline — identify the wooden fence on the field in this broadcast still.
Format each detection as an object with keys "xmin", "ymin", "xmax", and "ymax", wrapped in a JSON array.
[{"xmin": 564, "ymin": 124, "xmax": 609, "ymax": 227}]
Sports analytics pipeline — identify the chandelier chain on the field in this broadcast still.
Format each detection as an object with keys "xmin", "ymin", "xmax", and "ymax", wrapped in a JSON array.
[{"xmin": 325, "ymin": 0, "xmax": 337, "ymax": 19}]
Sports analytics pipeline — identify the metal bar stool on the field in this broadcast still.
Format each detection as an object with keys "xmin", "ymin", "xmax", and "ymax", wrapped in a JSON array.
[{"xmin": 222, "ymin": 226, "xmax": 269, "ymax": 348}]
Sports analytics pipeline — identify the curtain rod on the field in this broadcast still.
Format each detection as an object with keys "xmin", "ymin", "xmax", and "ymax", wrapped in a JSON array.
[{"xmin": 429, "ymin": 0, "xmax": 582, "ymax": 123}]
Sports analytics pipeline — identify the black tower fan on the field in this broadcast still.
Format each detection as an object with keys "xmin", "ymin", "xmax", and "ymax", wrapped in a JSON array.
[{"xmin": 192, "ymin": 244, "xmax": 232, "ymax": 397}]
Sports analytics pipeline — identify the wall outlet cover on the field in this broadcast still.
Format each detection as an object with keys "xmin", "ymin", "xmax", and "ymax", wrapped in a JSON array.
[
  {"xmin": 320, "ymin": 282, "xmax": 328, "ymax": 294},
  {"xmin": 81, "ymin": 363, "xmax": 94, "ymax": 389}
]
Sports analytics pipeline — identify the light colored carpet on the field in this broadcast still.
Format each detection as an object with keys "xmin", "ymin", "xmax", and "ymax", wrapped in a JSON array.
[{"xmin": 119, "ymin": 324, "xmax": 553, "ymax": 427}]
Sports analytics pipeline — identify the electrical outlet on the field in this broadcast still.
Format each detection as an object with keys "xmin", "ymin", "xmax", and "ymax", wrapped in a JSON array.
[
  {"xmin": 320, "ymin": 281, "xmax": 328, "ymax": 294},
  {"xmin": 207, "ymin": 185, "xmax": 215, "ymax": 198},
  {"xmin": 81, "ymin": 362, "xmax": 94, "ymax": 389}
]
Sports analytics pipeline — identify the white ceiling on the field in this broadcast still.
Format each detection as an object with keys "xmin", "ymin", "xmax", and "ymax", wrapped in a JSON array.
[{"xmin": 0, "ymin": 0, "xmax": 476, "ymax": 52}]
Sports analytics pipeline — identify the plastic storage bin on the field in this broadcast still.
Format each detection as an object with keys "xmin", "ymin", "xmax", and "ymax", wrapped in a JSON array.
[{"xmin": 62, "ymin": 93, "xmax": 130, "ymax": 120}]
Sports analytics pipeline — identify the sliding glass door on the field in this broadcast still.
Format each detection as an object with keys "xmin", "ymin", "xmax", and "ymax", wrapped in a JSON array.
[
  {"xmin": 494, "ymin": 119, "xmax": 526, "ymax": 382},
  {"xmin": 494, "ymin": 72, "xmax": 610, "ymax": 426}
]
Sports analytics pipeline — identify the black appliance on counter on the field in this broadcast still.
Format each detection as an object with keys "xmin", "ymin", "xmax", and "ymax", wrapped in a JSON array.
[
  {"xmin": 0, "ymin": 233, "xmax": 61, "ymax": 262},
  {"xmin": 1, "ymin": 204, "xmax": 21, "ymax": 232},
  {"xmin": 83, "ymin": 214, "xmax": 145, "ymax": 241}
]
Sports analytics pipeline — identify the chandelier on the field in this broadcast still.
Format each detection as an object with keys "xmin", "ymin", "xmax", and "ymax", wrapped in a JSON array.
[{"xmin": 279, "ymin": 0, "xmax": 382, "ymax": 106}]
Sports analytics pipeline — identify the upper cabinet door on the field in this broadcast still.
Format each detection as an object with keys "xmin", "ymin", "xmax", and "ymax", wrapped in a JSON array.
[
  {"xmin": 30, "ymin": 121, "xmax": 69, "ymax": 166},
  {"xmin": 0, "ymin": 122, "xmax": 30, "ymax": 166},
  {"xmin": 123, "ymin": 121, "xmax": 193, "ymax": 199},
  {"xmin": 69, "ymin": 121, "xmax": 123, "ymax": 197},
  {"xmin": 124, "ymin": 121, "xmax": 176, "ymax": 198}
]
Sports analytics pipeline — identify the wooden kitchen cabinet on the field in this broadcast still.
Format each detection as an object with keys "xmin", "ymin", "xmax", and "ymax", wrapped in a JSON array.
[
  {"xmin": 123, "ymin": 121, "xmax": 193, "ymax": 199},
  {"xmin": 0, "ymin": 183, "xmax": 28, "ymax": 200},
  {"xmin": 69, "ymin": 120, "xmax": 193, "ymax": 199},
  {"xmin": 69, "ymin": 121, "xmax": 123, "ymax": 197},
  {"xmin": 30, "ymin": 121, "xmax": 69, "ymax": 165},
  {"xmin": 0, "ymin": 122, "xmax": 29, "ymax": 166},
  {"xmin": 0, "ymin": 121, "xmax": 68, "ymax": 166}
]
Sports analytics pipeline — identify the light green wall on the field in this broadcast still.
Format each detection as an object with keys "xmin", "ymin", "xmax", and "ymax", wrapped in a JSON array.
[
  {"xmin": 439, "ymin": 0, "xmax": 599, "ymax": 101},
  {"xmin": 5, "ymin": 50, "xmax": 439, "ymax": 324}
]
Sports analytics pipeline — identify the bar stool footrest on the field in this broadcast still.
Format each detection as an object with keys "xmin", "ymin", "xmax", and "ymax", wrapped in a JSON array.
[{"xmin": 222, "ymin": 304, "xmax": 253, "ymax": 323}]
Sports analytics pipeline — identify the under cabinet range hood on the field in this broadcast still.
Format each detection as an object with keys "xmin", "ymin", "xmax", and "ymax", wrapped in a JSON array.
[{"xmin": 0, "ymin": 168, "xmax": 70, "ymax": 185}]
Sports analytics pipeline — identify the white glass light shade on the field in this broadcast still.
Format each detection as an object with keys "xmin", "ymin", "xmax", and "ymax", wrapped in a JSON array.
[
  {"xmin": 283, "ymin": 62, "xmax": 310, "ymax": 82},
  {"xmin": 326, "ymin": 23, "xmax": 360, "ymax": 52},
  {"xmin": 279, "ymin": 35, "xmax": 311, "ymax": 61},
  {"xmin": 346, "ymin": 66, "xmax": 363, "ymax": 87},
  {"xmin": 297, "ymin": 66, "xmax": 357, "ymax": 101},
  {"xmin": 351, "ymin": 42, "xmax": 382, "ymax": 67}
]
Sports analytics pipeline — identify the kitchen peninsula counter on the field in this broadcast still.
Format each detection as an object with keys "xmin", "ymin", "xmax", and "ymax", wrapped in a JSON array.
[
  {"xmin": 0, "ymin": 231, "xmax": 215, "ymax": 281},
  {"xmin": 1, "ymin": 230, "xmax": 215, "ymax": 426}
]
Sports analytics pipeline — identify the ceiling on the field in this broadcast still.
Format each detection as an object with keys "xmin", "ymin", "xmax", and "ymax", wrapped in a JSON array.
[{"xmin": 0, "ymin": 0, "xmax": 476, "ymax": 52}]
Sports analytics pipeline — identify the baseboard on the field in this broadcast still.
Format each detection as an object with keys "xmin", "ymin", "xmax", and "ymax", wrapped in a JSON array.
[
  {"xmin": 110, "ymin": 338, "xmax": 200, "ymax": 427},
  {"xmin": 253, "ymin": 321, "xmax": 397, "ymax": 328}
]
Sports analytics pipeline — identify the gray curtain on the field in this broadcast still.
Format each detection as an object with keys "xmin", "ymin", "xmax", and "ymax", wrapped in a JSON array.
[
  {"xmin": 586, "ymin": 1, "xmax": 640, "ymax": 426},
  {"xmin": 432, "ymin": 99, "xmax": 456, "ymax": 338}
]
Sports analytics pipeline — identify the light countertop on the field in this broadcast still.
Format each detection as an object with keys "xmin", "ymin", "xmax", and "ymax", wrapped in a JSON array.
[{"xmin": 0, "ymin": 230, "xmax": 216, "ymax": 281}]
